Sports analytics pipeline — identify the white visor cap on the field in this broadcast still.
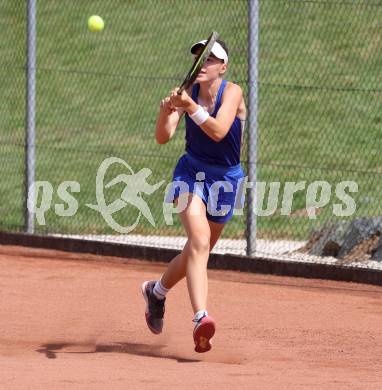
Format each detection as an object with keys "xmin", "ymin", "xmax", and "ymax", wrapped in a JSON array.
[{"xmin": 190, "ymin": 40, "xmax": 228, "ymax": 64}]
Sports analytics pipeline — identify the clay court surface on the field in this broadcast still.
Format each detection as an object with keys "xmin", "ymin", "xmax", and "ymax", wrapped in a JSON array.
[{"xmin": 0, "ymin": 245, "xmax": 381, "ymax": 389}]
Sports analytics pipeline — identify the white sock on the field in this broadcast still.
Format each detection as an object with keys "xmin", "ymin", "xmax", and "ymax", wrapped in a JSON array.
[
  {"xmin": 153, "ymin": 279, "xmax": 169, "ymax": 300},
  {"xmin": 193, "ymin": 310, "xmax": 208, "ymax": 323}
]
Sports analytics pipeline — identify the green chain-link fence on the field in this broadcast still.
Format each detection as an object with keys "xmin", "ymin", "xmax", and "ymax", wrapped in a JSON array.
[
  {"xmin": 1, "ymin": 0, "xmax": 382, "ymax": 256},
  {"xmin": 1, "ymin": 1, "xmax": 26, "ymax": 232},
  {"xmin": 259, "ymin": 0, "xmax": 382, "ymax": 244}
]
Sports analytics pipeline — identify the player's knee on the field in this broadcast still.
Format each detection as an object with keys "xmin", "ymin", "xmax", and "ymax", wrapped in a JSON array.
[{"xmin": 188, "ymin": 233, "xmax": 211, "ymax": 254}]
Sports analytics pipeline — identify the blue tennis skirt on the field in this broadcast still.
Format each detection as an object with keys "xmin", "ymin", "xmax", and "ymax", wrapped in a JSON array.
[{"xmin": 165, "ymin": 153, "xmax": 246, "ymax": 224}]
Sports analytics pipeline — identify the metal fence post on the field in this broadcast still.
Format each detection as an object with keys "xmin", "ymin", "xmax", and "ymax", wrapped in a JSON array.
[
  {"xmin": 25, "ymin": 0, "xmax": 37, "ymax": 233},
  {"xmin": 247, "ymin": 0, "xmax": 259, "ymax": 257}
]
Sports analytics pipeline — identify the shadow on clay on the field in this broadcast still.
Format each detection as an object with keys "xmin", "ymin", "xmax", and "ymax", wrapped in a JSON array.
[{"xmin": 36, "ymin": 341, "xmax": 201, "ymax": 363}]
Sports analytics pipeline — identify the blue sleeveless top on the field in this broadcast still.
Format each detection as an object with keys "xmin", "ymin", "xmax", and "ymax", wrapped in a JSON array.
[{"xmin": 184, "ymin": 79, "xmax": 242, "ymax": 167}]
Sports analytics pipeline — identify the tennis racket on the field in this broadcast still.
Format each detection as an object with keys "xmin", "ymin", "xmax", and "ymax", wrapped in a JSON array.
[{"xmin": 177, "ymin": 31, "xmax": 219, "ymax": 95}]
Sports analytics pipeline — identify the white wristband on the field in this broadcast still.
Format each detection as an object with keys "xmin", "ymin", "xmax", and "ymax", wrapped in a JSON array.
[{"xmin": 189, "ymin": 105, "xmax": 209, "ymax": 126}]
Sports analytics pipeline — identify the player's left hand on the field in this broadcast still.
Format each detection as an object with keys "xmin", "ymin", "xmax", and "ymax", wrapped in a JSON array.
[{"xmin": 169, "ymin": 88, "xmax": 192, "ymax": 109}]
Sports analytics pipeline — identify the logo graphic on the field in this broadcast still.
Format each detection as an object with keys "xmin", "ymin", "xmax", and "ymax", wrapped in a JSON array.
[
  {"xmin": 86, "ymin": 157, "xmax": 164, "ymax": 233},
  {"xmin": 26, "ymin": 155, "xmax": 359, "ymax": 233}
]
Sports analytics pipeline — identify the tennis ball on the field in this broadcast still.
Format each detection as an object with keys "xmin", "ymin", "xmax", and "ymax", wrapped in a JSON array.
[{"xmin": 88, "ymin": 15, "xmax": 104, "ymax": 32}]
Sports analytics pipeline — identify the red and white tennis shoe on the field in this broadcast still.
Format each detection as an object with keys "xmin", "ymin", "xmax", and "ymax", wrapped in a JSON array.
[{"xmin": 193, "ymin": 315, "xmax": 216, "ymax": 353}]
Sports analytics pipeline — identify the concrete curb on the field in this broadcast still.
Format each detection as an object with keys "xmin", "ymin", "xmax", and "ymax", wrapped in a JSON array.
[{"xmin": 0, "ymin": 231, "xmax": 381, "ymax": 286}]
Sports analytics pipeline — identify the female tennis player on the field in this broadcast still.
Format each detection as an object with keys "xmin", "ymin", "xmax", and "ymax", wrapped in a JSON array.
[{"xmin": 142, "ymin": 38, "xmax": 246, "ymax": 353}]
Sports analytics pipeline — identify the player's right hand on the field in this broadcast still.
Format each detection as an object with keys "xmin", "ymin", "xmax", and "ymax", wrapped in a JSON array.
[{"xmin": 160, "ymin": 97, "xmax": 177, "ymax": 115}]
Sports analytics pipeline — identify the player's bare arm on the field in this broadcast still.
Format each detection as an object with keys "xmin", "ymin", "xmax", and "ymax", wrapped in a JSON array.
[
  {"xmin": 155, "ymin": 86, "xmax": 193, "ymax": 144},
  {"xmin": 155, "ymin": 97, "xmax": 184, "ymax": 144},
  {"xmin": 170, "ymin": 82, "xmax": 243, "ymax": 142}
]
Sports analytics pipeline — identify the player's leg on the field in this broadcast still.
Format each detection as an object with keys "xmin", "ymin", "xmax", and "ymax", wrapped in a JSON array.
[
  {"xmin": 142, "ymin": 193, "xmax": 224, "ymax": 335},
  {"xmin": 175, "ymin": 194, "xmax": 219, "ymax": 353},
  {"xmin": 144, "ymin": 193, "xmax": 210, "ymax": 314},
  {"xmin": 160, "ymin": 192, "xmax": 223, "ymax": 313},
  {"xmin": 160, "ymin": 210, "xmax": 224, "ymax": 290},
  {"xmin": 177, "ymin": 193, "xmax": 211, "ymax": 314}
]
